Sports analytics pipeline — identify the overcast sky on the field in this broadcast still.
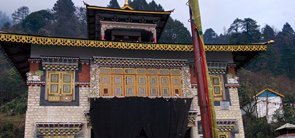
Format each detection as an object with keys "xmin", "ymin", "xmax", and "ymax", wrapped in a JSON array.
[{"xmin": 0, "ymin": 0, "xmax": 294, "ymax": 34}]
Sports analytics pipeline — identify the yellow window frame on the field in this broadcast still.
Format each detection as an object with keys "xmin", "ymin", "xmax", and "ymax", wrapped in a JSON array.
[
  {"xmin": 47, "ymin": 71, "xmax": 75, "ymax": 102},
  {"xmin": 100, "ymin": 75, "xmax": 112, "ymax": 96},
  {"xmin": 148, "ymin": 75, "xmax": 159, "ymax": 97},
  {"xmin": 137, "ymin": 75, "xmax": 148, "ymax": 97},
  {"xmin": 125, "ymin": 75, "xmax": 136, "ymax": 96},
  {"xmin": 210, "ymin": 75, "xmax": 224, "ymax": 101},
  {"xmin": 113, "ymin": 75, "xmax": 124, "ymax": 96},
  {"xmin": 171, "ymin": 76, "xmax": 182, "ymax": 96},
  {"xmin": 159, "ymin": 76, "xmax": 171, "ymax": 97},
  {"xmin": 98, "ymin": 68, "xmax": 183, "ymax": 97}
]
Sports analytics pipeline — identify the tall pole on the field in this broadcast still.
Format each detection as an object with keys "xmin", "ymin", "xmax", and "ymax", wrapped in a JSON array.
[{"xmin": 189, "ymin": 9, "xmax": 213, "ymax": 138}]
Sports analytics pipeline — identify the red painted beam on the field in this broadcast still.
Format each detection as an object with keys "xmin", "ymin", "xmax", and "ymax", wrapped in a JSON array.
[{"xmin": 189, "ymin": 9, "xmax": 213, "ymax": 138}]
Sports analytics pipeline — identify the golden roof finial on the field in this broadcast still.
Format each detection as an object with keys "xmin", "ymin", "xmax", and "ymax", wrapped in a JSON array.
[{"xmin": 122, "ymin": 0, "xmax": 133, "ymax": 10}]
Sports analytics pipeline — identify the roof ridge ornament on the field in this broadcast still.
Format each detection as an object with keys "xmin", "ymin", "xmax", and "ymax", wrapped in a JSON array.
[{"xmin": 121, "ymin": 0, "xmax": 134, "ymax": 10}]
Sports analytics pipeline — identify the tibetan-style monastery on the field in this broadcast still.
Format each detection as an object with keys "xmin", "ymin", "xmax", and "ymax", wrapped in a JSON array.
[{"xmin": 0, "ymin": 2, "xmax": 269, "ymax": 138}]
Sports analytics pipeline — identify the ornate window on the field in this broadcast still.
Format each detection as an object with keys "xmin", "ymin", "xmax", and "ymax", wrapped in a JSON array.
[
  {"xmin": 99, "ymin": 68, "xmax": 182, "ymax": 97},
  {"xmin": 46, "ymin": 71, "xmax": 75, "ymax": 102},
  {"xmin": 210, "ymin": 75, "xmax": 224, "ymax": 101}
]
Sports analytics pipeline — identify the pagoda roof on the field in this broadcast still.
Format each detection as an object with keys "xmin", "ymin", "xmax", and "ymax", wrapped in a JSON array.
[
  {"xmin": 0, "ymin": 33, "xmax": 270, "ymax": 80},
  {"xmin": 86, "ymin": 4, "xmax": 172, "ymax": 40}
]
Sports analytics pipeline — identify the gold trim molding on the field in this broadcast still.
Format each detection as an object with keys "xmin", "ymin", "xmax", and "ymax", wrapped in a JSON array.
[
  {"xmin": 0, "ymin": 34, "xmax": 268, "ymax": 52},
  {"xmin": 87, "ymin": 5, "xmax": 172, "ymax": 15}
]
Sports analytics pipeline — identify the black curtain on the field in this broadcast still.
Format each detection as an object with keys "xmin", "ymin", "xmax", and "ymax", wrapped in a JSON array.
[{"xmin": 90, "ymin": 97, "xmax": 192, "ymax": 138}]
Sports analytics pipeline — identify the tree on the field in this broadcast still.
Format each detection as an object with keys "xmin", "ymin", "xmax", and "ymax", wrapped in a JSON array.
[
  {"xmin": 129, "ymin": 0, "xmax": 191, "ymax": 43},
  {"xmin": 159, "ymin": 18, "xmax": 192, "ymax": 44},
  {"xmin": 262, "ymin": 25, "xmax": 275, "ymax": 42},
  {"xmin": 148, "ymin": 0, "xmax": 164, "ymax": 11},
  {"xmin": 107, "ymin": 0, "xmax": 120, "ymax": 8},
  {"xmin": 228, "ymin": 18, "xmax": 261, "ymax": 44},
  {"xmin": 243, "ymin": 116, "xmax": 275, "ymax": 138},
  {"xmin": 228, "ymin": 18, "xmax": 243, "ymax": 44},
  {"xmin": 228, "ymin": 18, "xmax": 243, "ymax": 34},
  {"xmin": 130, "ymin": 0, "xmax": 150, "ymax": 11},
  {"xmin": 282, "ymin": 23, "xmax": 295, "ymax": 36},
  {"xmin": 11, "ymin": 6, "xmax": 29, "ymax": 24},
  {"xmin": 75, "ymin": 7, "xmax": 86, "ymax": 24},
  {"xmin": 21, "ymin": 10, "xmax": 53, "ymax": 35},
  {"xmin": 204, "ymin": 28, "xmax": 218, "ymax": 44},
  {"xmin": 241, "ymin": 18, "xmax": 261, "ymax": 43},
  {"xmin": 0, "ymin": 11, "xmax": 10, "ymax": 28},
  {"xmin": 52, "ymin": 0, "xmax": 84, "ymax": 38},
  {"xmin": 274, "ymin": 23, "xmax": 295, "ymax": 78},
  {"xmin": 1, "ymin": 22, "xmax": 11, "ymax": 32}
]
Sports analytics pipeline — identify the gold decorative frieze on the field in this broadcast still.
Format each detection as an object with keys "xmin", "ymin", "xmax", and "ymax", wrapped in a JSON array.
[
  {"xmin": 41, "ymin": 56, "xmax": 79, "ymax": 71},
  {"xmin": 93, "ymin": 56, "xmax": 188, "ymax": 68},
  {"xmin": 87, "ymin": 5, "xmax": 172, "ymax": 15},
  {"xmin": 0, "ymin": 33, "xmax": 268, "ymax": 52},
  {"xmin": 36, "ymin": 122, "xmax": 83, "ymax": 136}
]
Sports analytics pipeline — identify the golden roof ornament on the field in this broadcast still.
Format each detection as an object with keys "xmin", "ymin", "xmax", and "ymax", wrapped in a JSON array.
[{"xmin": 121, "ymin": 0, "xmax": 134, "ymax": 10}]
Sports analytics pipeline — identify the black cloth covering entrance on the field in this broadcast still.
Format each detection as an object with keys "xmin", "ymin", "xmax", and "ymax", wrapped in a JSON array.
[{"xmin": 90, "ymin": 97, "xmax": 192, "ymax": 138}]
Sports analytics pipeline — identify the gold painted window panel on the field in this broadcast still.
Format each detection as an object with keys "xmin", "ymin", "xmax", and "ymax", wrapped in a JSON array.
[
  {"xmin": 160, "ymin": 76, "xmax": 170, "ymax": 97},
  {"xmin": 99, "ymin": 68, "xmax": 183, "ymax": 97},
  {"xmin": 171, "ymin": 76, "xmax": 182, "ymax": 96},
  {"xmin": 100, "ymin": 75, "xmax": 112, "ymax": 96},
  {"xmin": 46, "ymin": 71, "xmax": 74, "ymax": 102},
  {"xmin": 114, "ymin": 75, "xmax": 123, "ymax": 97},
  {"xmin": 137, "ymin": 76, "xmax": 147, "ymax": 97},
  {"xmin": 210, "ymin": 75, "xmax": 224, "ymax": 101},
  {"xmin": 149, "ymin": 76, "xmax": 159, "ymax": 97},
  {"xmin": 125, "ymin": 75, "xmax": 135, "ymax": 96}
]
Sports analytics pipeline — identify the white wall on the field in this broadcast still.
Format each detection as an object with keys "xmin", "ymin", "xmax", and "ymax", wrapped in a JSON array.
[{"xmin": 257, "ymin": 96, "xmax": 283, "ymax": 123}]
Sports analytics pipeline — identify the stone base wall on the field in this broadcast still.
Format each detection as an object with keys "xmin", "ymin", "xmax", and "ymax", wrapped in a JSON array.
[
  {"xmin": 190, "ymin": 87, "xmax": 245, "ymax": 138},
  {"xmin": 24, "ymin": 86, "xmax": 91, "ymax": 138}
]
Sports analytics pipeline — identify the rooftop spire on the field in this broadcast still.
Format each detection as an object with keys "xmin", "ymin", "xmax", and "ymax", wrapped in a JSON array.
[{"xmin": 122, "ymin": 0, "xmax": 133, "ymax": 10}]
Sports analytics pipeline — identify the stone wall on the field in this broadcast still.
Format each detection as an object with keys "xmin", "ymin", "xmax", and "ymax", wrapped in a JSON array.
[
  {"xmin": 191, "ymin": 87, "xmax": 245, "ymax": 138},
  {"xmin": 24, "ymin": 86, "xmax": 91, "ymax": 138}
]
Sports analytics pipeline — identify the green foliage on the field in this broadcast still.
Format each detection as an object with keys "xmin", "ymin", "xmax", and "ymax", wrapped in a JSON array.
[
  {"xmin": 159, "ymin": 18, "xmax": 192, "ymax": 44},
  {"xmin": 205, "ymin": 19, "xmax": 295, "ymax": 137},
  {"xmin": 249, "ymin": 23, "xmax": 295, "ymax": 79},
  {"xmin": 129, "ymin": 0, "xmax": 191, "ymax": 43},
  {"xmin": 228, "ymin": 18, "xmax": 261, "ymax": 44},
  {"xmin": 0, "ymin": 11, "xmax": 10, "ymax": 28},
  {"xmin": 11, "ymin": 6, "xmax": 29, "ymax": 24},
  {"xmin": 0, "ymin": 116, "xmax": 25, "ymax": 138},
  {"xmin": 107, "ymin": 0, "xmax": 120, "ymax": 8},
  {"xmin": 0, "ymin": 68, "xmax": 26, "ymax": 106},
  {"xmin": 52, "ymin": 0, "xmax": 86, "ymax": 38},
  {"xmin": 204, "ymin": 28, "xmax": 218, "ymax": 44},
  {"xmin": 273, "ymin": 106, "xmax": 295, "ymax": 124},
  {"xmin": 243, "ymin": 116, "xmax": 275, "ymax": 138},
  {"xmin": 130, "ymin": 0, "xmax": 150, "ymax": 11},
  {"xmin": 21, "ymin": 10, "xmax": 53, "ymax": 35},
  {"xmin": 0, "ymin": 94, "xmax": 27, "ymax": 115},
  {"xmin": 262, "ymin": 25, "xmax": 275, "ymax": 41}
]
